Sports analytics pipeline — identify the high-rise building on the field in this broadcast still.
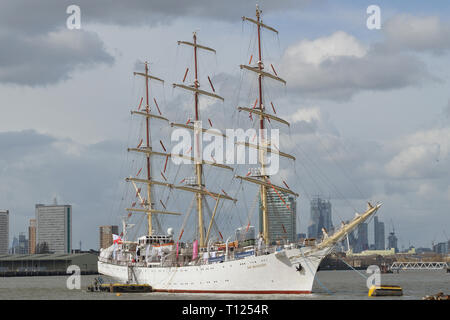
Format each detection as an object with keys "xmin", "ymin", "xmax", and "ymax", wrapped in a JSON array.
[
  {"xmin": 235, "ymin": 225, "xmax": 255, "ymax": 242},
  {"xmin": 433, "ymin": 242, "xmax": 448, "ymax": 255},
  {"xmin": 99, "ymin": 225, "xmax": 119, "ymax": 250},
  {"xmin": 29, "ymin": 219, "xmax": 36, "ymax": 254},
  {"xmin": 11, "ymin": 232, "xmax": 29, "ymax": 254},
  {"xmin": 374, "ymin": 216, "xmax": 385, "ymax": 250},
  {"xmin": 10, "ymin": 236, "xmax": 19, "ymax": 254},
  {"xmin": 307, "ymin": 197, "xmax": 333, "ymax": 240},
  {"xmin": 36, "ymin": 203, "xmax": 72, "ymax": 254},
  {"xmin": 259, "ymin": 189, "xmax": 297, "ymax": 244},
  {"xmin": 296, "ymin": 233, "xmax": 306, "ymax": 241},
  {"xmin": 355, "ymin": 222, "xmax": 369, "ymax": 253},
  {"xmin": 387, "ymin": 229, "xmax": 398, "ymax": 253},
  {"xmin": 0, "ymin": 210, "xmax": 8, "ymax": 255}
]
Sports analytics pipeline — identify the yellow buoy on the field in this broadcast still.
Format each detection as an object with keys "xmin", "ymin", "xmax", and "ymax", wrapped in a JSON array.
[{"xmin": 369, "ymin": 285, "xmax": 403, "ymax": 297}]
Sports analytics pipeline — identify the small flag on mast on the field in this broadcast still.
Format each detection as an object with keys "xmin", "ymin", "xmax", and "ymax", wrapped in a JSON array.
[{"xmin": 112, "ymin": 234, "xmax": 122, "ymax": 244}]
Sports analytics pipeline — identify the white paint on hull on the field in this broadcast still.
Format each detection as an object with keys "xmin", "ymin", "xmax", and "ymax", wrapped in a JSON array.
[{"xmin": 98, "ymin": 248, "xmax": 330, "ymax": 294}]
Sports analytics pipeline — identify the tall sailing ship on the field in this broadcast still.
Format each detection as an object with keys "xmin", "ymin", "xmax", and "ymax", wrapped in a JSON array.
[{"xmin": 98, "ymin": 6, "xmax": 381, "ymax": 294}]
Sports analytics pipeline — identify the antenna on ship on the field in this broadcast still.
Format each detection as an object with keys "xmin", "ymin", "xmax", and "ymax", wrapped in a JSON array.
[{"xmin": 237, "ymin": 5, "xmax": 297, "ymax": 245}]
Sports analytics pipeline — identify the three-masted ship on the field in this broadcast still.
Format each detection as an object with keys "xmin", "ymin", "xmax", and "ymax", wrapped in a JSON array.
[{"xmin": 98, "ymin": 6, "xmax": 381, "ymax": 294}]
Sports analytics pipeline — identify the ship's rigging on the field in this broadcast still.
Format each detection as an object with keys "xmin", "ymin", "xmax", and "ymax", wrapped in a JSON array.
[{"xmin": 98, "ymin": 5, "xmax": 382, "ymax": 295}]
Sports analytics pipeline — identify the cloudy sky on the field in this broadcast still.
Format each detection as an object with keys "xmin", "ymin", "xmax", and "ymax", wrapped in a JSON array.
[{"xmin": 1, "ymin": 0, "xmax": 449, "ymax": 250}]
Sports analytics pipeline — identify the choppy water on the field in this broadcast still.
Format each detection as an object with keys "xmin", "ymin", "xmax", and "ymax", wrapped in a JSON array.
[{"xmin": 0, "ymin": 270, "xmax": 448, "ymax": 300}]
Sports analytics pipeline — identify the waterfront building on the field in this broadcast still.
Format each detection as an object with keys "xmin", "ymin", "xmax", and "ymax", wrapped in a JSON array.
[
  {"xmin": 259, "ymin": 189, "xmax": 296, "ymax": 244},
  {"xmin": 307, "ymin": 197, "xmax": 333, "ymax": 240},
  {"xmin": 388, "ymin": 238, "xmax": 398, "ymax": 253},
  {"xmin": 355, "ymin": 222, "xmax": 369, "ymax": 253},
  {"xmin": 11, "ymin": 233, "xmax": 29, "ymax": 254},
  {"xmin": 347, "ymin": 248, "xmax": 396, "ymax": 257},
  {"xmin": 99, "ymin": 225, "xmax": 119, "ymax": 250},
  {"xmin": 36, "ymin": 203, "xmax": 72, "ymax": 254},
  {"xmin": 29, "ymin": 219, "xmax": 36, "ymax": 254},
  {"xmin": 0, "ymin": 210, "xmax": 9, "ymax": 255},
  {"xmin": 433, "ymin": 242, "xmax": 448, "ymax": 255},
  {"xmin": 10, "ymin": 236, "xmax": 18, "ymax": 254},
  {"xmin": 416, "ymin": 247, "xmax": 433, "ymax": 254},
  {"xmin": 387, "ymin": 229, "xmax": 398, "ymax": 253},
  {"xmin": 14, "ymin": 233, "xmax": 29, "ymax": 254},
  {"xmin": 374, "ymin": 216, "xmax": 385, "ymax": 250},
  {"xmin": 235, "ymin": 225, "xmax": 255, "ymax": 241},
  {"xmin": 0, "ymin": 253, "xmax": 98, "ymax": 275}
]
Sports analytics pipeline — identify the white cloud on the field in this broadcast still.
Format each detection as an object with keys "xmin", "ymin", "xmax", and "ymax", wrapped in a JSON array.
[
  {"xmin": 280, "ymin": 30, "xmax": 433, "ymax": 101},
  {"xmin": 385, "ymin": 144, "xmax": 440, "ymax": 179},
  {"xmin": 384, "ymin": 126, "xmax": 450, "ymax": 179},
  {"xmin": 290, "ymin": 107, "xmax": 321, "ymax": 123},
  {"xmin": 283, "ymin": 31, "xmax": 367, "ymax": 66},
  {"xmin": 384, "ymin": 14, "xmax": 450, "ymax": 54}
]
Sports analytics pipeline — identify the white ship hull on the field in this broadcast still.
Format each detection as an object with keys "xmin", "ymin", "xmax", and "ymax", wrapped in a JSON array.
[{"xmin": 98, "ymin": 247, "xmax": 330, "ymax": 294}]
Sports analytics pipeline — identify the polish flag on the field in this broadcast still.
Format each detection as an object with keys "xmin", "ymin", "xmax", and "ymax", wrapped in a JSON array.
[{"xmin": 112, "ymin": 234, "xmax": 122, "ymax": 244}]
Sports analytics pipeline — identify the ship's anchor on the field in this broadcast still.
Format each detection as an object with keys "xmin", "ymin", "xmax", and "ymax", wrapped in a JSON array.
[{"xmin": 296, "ymin": 263, "xmax": 303, "ymax": 272}]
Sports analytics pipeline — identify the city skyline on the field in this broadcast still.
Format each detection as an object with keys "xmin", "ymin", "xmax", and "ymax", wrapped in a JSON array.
[
  {"xmin": 1, "ymin": 1, "xmax": 450, "ymax": 250},
  {"xmin": 1, "ymin": 194, "xmax": 445, "ymax": 253},
  {"xmin": 308, "ymin": 197, "xmax": 333, "ymax": 240}
]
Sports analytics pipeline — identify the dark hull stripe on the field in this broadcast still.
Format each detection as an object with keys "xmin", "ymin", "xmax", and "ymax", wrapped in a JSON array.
[{"xmin": 153, "ymin": 289, "xmax": 311, "ymax": 294}]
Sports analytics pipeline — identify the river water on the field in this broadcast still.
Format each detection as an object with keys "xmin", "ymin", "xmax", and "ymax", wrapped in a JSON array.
[{"xmin": 0, "ymin": 270, "xmax": 448, "ymax": 300}]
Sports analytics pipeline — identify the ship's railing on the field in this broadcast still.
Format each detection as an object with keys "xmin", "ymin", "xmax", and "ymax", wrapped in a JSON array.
[
  {"xmin": 98, "ymin": 257, "xmax": 129, "ymax": 266},
  {"xmin": 99, "ymin": 243, "xmax": 301, "ymax": 267}
]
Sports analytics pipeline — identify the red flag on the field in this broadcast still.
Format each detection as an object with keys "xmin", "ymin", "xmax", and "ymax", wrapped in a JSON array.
[{"xmin": 113, "ymin": 234, "xmax": 122, "ymax": 244}]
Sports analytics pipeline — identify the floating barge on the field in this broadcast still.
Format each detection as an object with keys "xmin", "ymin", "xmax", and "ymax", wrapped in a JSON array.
[
  {"xmin": 368, "ymin": 285, "xmax": 403, "ymax": 297},
  {"xmin": 88, "ymin": 283, "xmax": 152, "ymax": 293},
  {"xmin": 423, "ymin": 292, "xmax": 450, "ymax": 300}
]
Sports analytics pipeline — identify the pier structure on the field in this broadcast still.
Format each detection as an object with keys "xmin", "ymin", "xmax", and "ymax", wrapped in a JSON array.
[
  {"xmin": 390, "ymin": 261, "xmax": 448, "ymax": 271},
  {"xmin": 0, "ymin": 253, "xmax": 99, "ymax": 277}
]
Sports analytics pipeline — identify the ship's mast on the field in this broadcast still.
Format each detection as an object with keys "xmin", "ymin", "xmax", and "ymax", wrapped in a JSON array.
[
  {"xmin": 128, "ymin": 63, "xmax": 187, "ymax": 235},
  {"xmin": 255, "ymin": 6, "xmax": 269, "ymax": 246},
  {"xmin": 144, "ymin": 62, "xmax": 153, "ymax": 236},
  {"xmin": 173, "ymin": 33, "xmax": 235, "ymax": 248},
  {"xmin": 128, "ymin": 57, "xmax": 234, "ymax": 239},
  {"xmin": 238, "ymin": 5, "xmax": 298, "ymax": 246},
  {"xmin": 193, "ymin": 32, "xmax": 205, "ymax": 247}
]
